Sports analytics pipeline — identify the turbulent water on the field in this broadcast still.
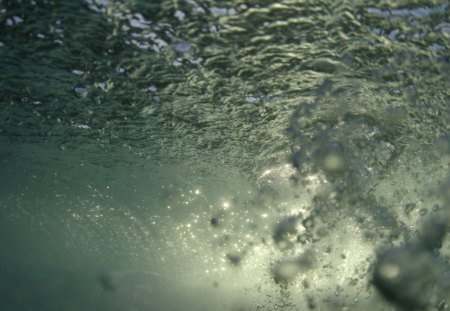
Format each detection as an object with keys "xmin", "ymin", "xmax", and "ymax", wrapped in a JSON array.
[{"xmin": 0, "ymin": 0, "xmax": 449, "ymax": 310}]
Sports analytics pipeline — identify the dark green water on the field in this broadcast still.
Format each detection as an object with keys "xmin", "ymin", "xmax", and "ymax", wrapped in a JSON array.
[{"xmin": 0, "ymin": 0, "xmax": 449, "ymax": 310}]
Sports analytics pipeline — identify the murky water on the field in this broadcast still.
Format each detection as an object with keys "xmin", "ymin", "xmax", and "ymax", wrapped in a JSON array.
[{"xmin": 0, "ymin": 0, "xmax": 449, "ymax": 310}]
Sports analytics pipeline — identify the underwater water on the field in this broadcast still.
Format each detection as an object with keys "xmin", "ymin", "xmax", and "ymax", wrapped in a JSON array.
[{"xmin": 0, "ymin": 0, "xmax": 449, "ymax": 310}]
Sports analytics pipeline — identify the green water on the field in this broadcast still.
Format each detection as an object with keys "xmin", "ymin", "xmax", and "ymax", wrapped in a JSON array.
[{"xmin": 0, "ymin": 0, "xmax": 449, "ymax": 310}]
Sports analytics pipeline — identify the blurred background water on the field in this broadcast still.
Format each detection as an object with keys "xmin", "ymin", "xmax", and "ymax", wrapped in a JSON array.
[{"xmin": 0, "ymin": 0, "xmax": 449, "ymax": 310}]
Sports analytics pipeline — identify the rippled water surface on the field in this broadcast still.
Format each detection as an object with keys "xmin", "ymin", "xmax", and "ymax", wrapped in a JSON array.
[{"xmin": 0, "ymin": 0, "xmax": 449, "ymax": 310}]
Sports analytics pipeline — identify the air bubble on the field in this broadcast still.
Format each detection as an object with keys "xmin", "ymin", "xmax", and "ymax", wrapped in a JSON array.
[
  {"xmin": 173, "ymin": 42, "xmax": 191, "ymax": 53},
  {"xmin": 98, "ymin": 271, "xmax": 120, "ymax": 292},
  {"xmin": 419, "ymin": 208, "xmax": 428, "ymax": 216},
  {"xmin": 379, "ymin": 262, "xmax": 400, "ymax": 280},
  {"xmin": 272, "ymin": 260, "xmax": 300, "ymax": 284},
  {"xmin": 273, "ymin": 215, "xmax": 299, "ymax": 249},
  {"xmin": 297, "ymin": 233, "xmax": 310, "ymax": 244},
  {"xmin": 272, "ymin": 250, "xmax": 315, "ymax": 285},
  {"xmin": 373, "ymin": 245, "xmax": 444, "ymax": 309},
  {"xmin": 302, "ymin": 216, "xmax": 315, "ymax": 230},
  {"xmin": 404, "ymin": 203, "xmax": 416, "ymax": 215},
  {"xmin": 226, "ymin": 252, "xmax": 242, "ymax": 266},
  {"xmin": 210, "ymin": 217, "xmax": 219, "ymax": 227},
  {"xmin": 322, "ymin": 152, "xmax": 345, "ymax": 173}
]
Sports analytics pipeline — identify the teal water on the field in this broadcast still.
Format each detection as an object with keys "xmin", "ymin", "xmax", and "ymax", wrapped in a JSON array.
[{"xmin": 0, "ymin": 1, "xmax": 449, "ymax": 310}]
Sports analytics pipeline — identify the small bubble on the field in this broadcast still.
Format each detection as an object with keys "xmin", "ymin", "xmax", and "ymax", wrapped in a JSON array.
[
  {"xmin": 174, "ymin": 10, "xmax": 185, "ymax": 21},
  {"xmin": 210, "ymin": 217, "xmax": 219, "ymax": 227},
  {"xmin": 322, "ymin": 152, "xmax": 345, "ymax": 173},
  {"xmin": 373, "ymin": 245, "xmax": 442, "ymax": 309},
  {"xmin": 404, "ymin": 203, "xmax": 416, "ymax": 215},
  {"xmin": 210, "ymin": 208, "xmax": 227, "ymax": 227},
  {"xmin": 226, "ymin": 252, "xmax": 242, "ymax": 266},
  {"xmin": 271, "ymin": 258, "xmax": 305, "ymax": 285},
  {"xmin": 173, "ymin": 42, "xmax": 191, "ymax": 53},
  {"xmin": 379, "ymin": 262, "xmax": 400, "ymax": 279},
  {"xmin": 71, "ymin": 69, "xmax": 84, "ymax": 75},
  {"xmin": 210, "ymin": 6, "xmax": 229, "ymax": 16},
  {"xmin": 419, "ymin": 208, "xmax": 428, "ymax": 216},
  {"xmin": 245, "ymin": 96, "xmax": 258, "ymax": 103},
  {"xmin": 98, "ymin": 271, "xmax": 119, "ymax": 292},
  {"xmin": 73, "ymin": 87, "xmax": 88, "ymax": 96},
  {"xmin": 273, "ymin": 215, "xmax": 299, "ymax": 249},
  {"xmin": 97, "ymin": 82, "xmax": 106, "ymax": 90},
  {"xmin": 297, "ymin": 233, "xmax": 310, "ymax": 244},
  {"xmin": 302, "ymin": 216, "xmax": 315, "ymax": 230}
]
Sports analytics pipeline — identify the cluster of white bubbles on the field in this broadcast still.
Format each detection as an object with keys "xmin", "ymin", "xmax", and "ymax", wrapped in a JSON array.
[{"xmin": 201, "ymin": 84, "xmax": 450, "ymax": 310}]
